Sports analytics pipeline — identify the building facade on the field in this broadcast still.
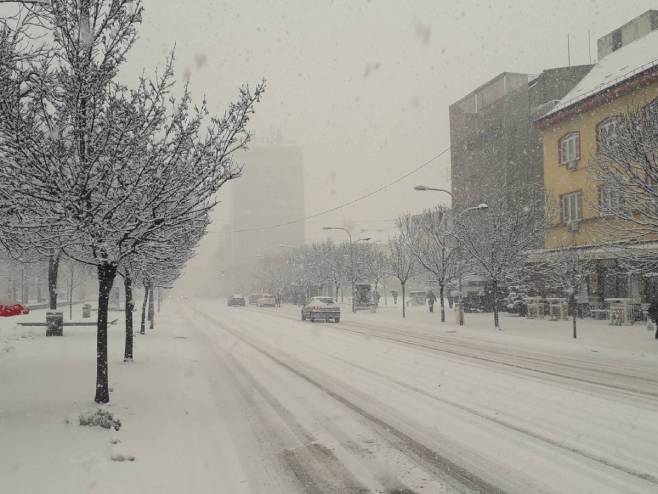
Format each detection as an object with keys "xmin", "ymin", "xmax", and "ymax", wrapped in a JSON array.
[
  {"xmin": 536, "ymin": 10, "xmax": 658, "ymax": 301},
  {"xmin": 449, "ymin": 66, "xmax": 592, "ymax": 214}
]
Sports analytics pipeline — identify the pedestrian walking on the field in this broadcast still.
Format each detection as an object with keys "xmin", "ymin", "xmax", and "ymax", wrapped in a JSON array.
[
  {"xmin": 647, "ymin": 298, "xmax": 658, "ymax": 330},
  {"xmin": 427, "ymin": 290, "xmax": 436, "ymax": 313}
]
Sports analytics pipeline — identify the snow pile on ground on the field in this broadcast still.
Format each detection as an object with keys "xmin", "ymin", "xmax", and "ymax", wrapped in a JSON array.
[
  {"xmin": 78, "ymin": 407, "xmax": 122, "ymax": 431},
  {"xmin": 0, "ymin": 314, "xmax": 36, "ymax": 356},
  {"xmin": 110, "ymin": 452, "xmax": 135, "ymax": 462}
]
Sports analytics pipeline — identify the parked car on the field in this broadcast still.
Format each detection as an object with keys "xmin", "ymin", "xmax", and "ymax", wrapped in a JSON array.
[
  {"xmin": 301, "ymin": 297, "xmax": 340, "ymax": 322},
  {"xmin": 227, "ymin": 294, "xmax": 246, "ymax": 307},
  {"xmin": 248, "ymin": 294, "xmax": 260, "ymax": 305},
  {"xmin": 0, "ymin": 301, "xmax": 30, "ymax": 317},
  {"xmin": 257, "ymin": 294, "xmax": 276, "ymax": 307}
]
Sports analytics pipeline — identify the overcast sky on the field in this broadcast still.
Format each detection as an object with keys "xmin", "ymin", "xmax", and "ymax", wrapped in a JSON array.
[{"xmin": 118, "ymin": 0, "xmax": 657, "ymax": 245}]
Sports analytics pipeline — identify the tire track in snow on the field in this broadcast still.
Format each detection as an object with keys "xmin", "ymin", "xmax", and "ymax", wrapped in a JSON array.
[
  {"xmin": 194, "ymin": 306, "xmax": 508, "ymax": 494},
  {"xmin": 244, "ymin": 307, "xmax": 658, "ymax": 401},
  {"xmin": 182, "ymin": 307, "xmax": 412, "ymax": 494},
  {"xmin": 327, "ymin": 352, "xmax": 658, "ymax": 487},
  {"xmin": 225, "ymin": 305, "xmax": 658, "ymax": 489}
]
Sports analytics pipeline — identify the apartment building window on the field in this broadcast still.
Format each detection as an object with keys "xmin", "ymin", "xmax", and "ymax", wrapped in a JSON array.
[
  {"xmin": 559, "ymin": 132, "xmax": 580, "ymax": 169},
  {"xmin": 597, "ymin": 116, "xmax": 621, "ymax": 149},
  {"xmin": 560, "ymin": 191, "xmax": 582, "ymax": 225},
  {"xmin": 598, "ymin": 184, "xmax": 622, "ymax": 216}
]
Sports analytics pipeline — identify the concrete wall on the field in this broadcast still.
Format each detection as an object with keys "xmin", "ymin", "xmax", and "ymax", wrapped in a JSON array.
[{"xmin": 449, "ymin": 67, "xmax": 591, "ymax": 219}]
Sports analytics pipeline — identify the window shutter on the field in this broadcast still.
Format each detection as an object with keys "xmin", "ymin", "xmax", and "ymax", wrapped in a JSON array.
[
  {"xmin": 577, "ymin": 192, "xmax": 583, "ymax": 221},
  {"xmin": 575, "ymin": 134, "xmax": 580, "ymax": 160},
  {"xmin": 560, "ymin": 195, "xmax": 565, "ymax": 224}
]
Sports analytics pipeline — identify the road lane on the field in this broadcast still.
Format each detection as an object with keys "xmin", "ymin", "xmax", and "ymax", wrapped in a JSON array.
[{"xmin": 185, "ymin": 301, "xmax": 658, "ymax": 493}]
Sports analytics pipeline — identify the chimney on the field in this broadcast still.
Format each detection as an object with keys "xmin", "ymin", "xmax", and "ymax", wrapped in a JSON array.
[{"xmin": 597, "ymin": 10, "xmax": 658, "ymax": 59}]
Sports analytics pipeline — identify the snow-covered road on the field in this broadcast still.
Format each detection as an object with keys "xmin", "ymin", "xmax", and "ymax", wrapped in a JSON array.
[
  {"xmin": 184, "ymin": 301, "xmax": 658, "ymax": 493},
  {"xmin": 2, "ymin": 300, "xmax": 658, "ymax": 493}
]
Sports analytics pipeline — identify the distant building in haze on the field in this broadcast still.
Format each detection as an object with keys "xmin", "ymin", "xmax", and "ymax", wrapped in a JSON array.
[{"xmin": 225, "ymin": 143, "xmax": 304, "ymax": 289}]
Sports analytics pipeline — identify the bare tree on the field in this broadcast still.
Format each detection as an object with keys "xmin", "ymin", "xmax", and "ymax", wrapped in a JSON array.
[
  {"xmin": 0, "ymin": 1, "xmax": 264, "ymax": 403},
  {"xmin": 529, "ymin": 240, "xmax": 597, "ymax": 339},
  {"xmin": 588, "ymin": 104, "xmax": 658, "ymax": 337},
  {"xmin": 455, "ymin": 187, "xmax": 545, "ymax": 329},
  {"xmin": 591, "ymin": 104, "xmax": 658, "ymax": 241},
  {"xmin": 388, "ymin": 235, "xmax": 416, "ymax": 318},
  {"xmin": 359, "ymin": 243, "xmax": 388, "ymax": 300},
  {"xmin": 399, "ymin": 208, "xmax": 459, "ymax": 323}
]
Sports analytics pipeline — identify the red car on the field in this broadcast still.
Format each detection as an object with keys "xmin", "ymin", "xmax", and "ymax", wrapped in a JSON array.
[{"xmin": 0, "ymin": 302, "xmax": 30, "ymax": 317}]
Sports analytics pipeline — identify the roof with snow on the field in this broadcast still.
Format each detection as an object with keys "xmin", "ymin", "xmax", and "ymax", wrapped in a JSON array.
[{"xmin": 541, "ymin": 28, "xmax": 658, "ymax": 120}]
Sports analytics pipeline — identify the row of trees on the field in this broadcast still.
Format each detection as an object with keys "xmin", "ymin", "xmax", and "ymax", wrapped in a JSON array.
[
  {"xmin": 252, "ymin": 239, "xmax": 390, "ymax": 303},
  {"xmin": 248, "ymin": 183, "xmax": 546, "ymax": 330},
  {"xmin": 0, "ymin": 1, "xmax": 264, "ymax": 402}
]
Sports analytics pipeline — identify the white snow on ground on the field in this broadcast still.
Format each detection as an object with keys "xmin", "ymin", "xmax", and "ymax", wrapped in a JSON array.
[
  {"xmin": 2, "ymin": 299, "xmax": 658, "ymax": 493},
  {"xmin": 0, "ymin": 306, "xmax": 249, "ymax": 494}
]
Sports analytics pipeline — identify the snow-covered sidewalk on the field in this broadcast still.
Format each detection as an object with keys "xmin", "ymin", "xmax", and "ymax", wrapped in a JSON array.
[
  {"xmin": 315, "ymin": 301, "xmax": 658, "ymax": 356},
  {"xmin": 0, "ymin": 306, "xmax": 247, "ymax": 494}
]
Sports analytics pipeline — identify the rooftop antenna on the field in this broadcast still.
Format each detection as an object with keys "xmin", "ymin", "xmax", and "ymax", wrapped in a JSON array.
[{"xmin": 567, "ymin": 34, "xmax": 571, "ymax": 66}]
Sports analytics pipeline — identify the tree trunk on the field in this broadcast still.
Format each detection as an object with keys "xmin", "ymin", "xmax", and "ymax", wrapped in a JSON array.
[
  {"xmin": 95, "ymin": 262, "xmax": 117, "ymax": 404},
  {"xmin": 148, "ymin": 283, "xmax": 155, "ymax": 329},
  {"xmin": 124, "ymin": 274, "xmax": 135, "ymax": 361},
  {"xmin": 439, "ymin": 284, "xmax": 445, "ymax": 322},
  {"xmin": 570, "ymin": 291, "xmax": 577, "ymax": 339},
  {"xmin": 48, "ymin": 252, "xmax": 61, "ymax": 310},
  {"xmin": 140, "ymin": 284, "xmax": 149, "ymax": 335},
  {"xmin": 402, "ymin": 282, "xmax": 406, "ymax": 318},
  {"xmin": 492, "ymin": 278, "xmax": 500, "ymax": 329},
  {"xmin": 69, "ymin": 263, "xmax": 74, "ymax": 320}
]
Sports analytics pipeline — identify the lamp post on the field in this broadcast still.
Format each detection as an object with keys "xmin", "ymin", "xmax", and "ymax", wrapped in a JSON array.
[{"xmin": 414, "ymin": 185, "xmax": 488, "ymax": 325}]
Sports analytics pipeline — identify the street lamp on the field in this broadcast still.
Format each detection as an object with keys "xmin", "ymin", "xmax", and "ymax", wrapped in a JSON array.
[
  {"xmin": 413, "ymin": 185, "xmax": 488, "ymax": 325},
  {"xmin": 414, "ymin": 185, "xmax": 453, "ymax": 195}
]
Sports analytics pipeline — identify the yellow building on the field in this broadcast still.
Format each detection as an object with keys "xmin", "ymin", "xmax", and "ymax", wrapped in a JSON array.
[{"xmin": 535, "ymin": 10, "xmax": 658, "ymax": 301}]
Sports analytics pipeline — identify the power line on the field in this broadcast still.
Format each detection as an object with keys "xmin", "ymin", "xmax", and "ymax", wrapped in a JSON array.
[{"xmin": 211, "ymin": 146, "xmax": 451, "ymax": 234}]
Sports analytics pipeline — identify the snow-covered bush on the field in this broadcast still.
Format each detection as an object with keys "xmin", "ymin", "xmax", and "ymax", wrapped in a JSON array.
[{"xmin": 79, "ymin": 408, "xmax": 121, "ymax": 431}]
